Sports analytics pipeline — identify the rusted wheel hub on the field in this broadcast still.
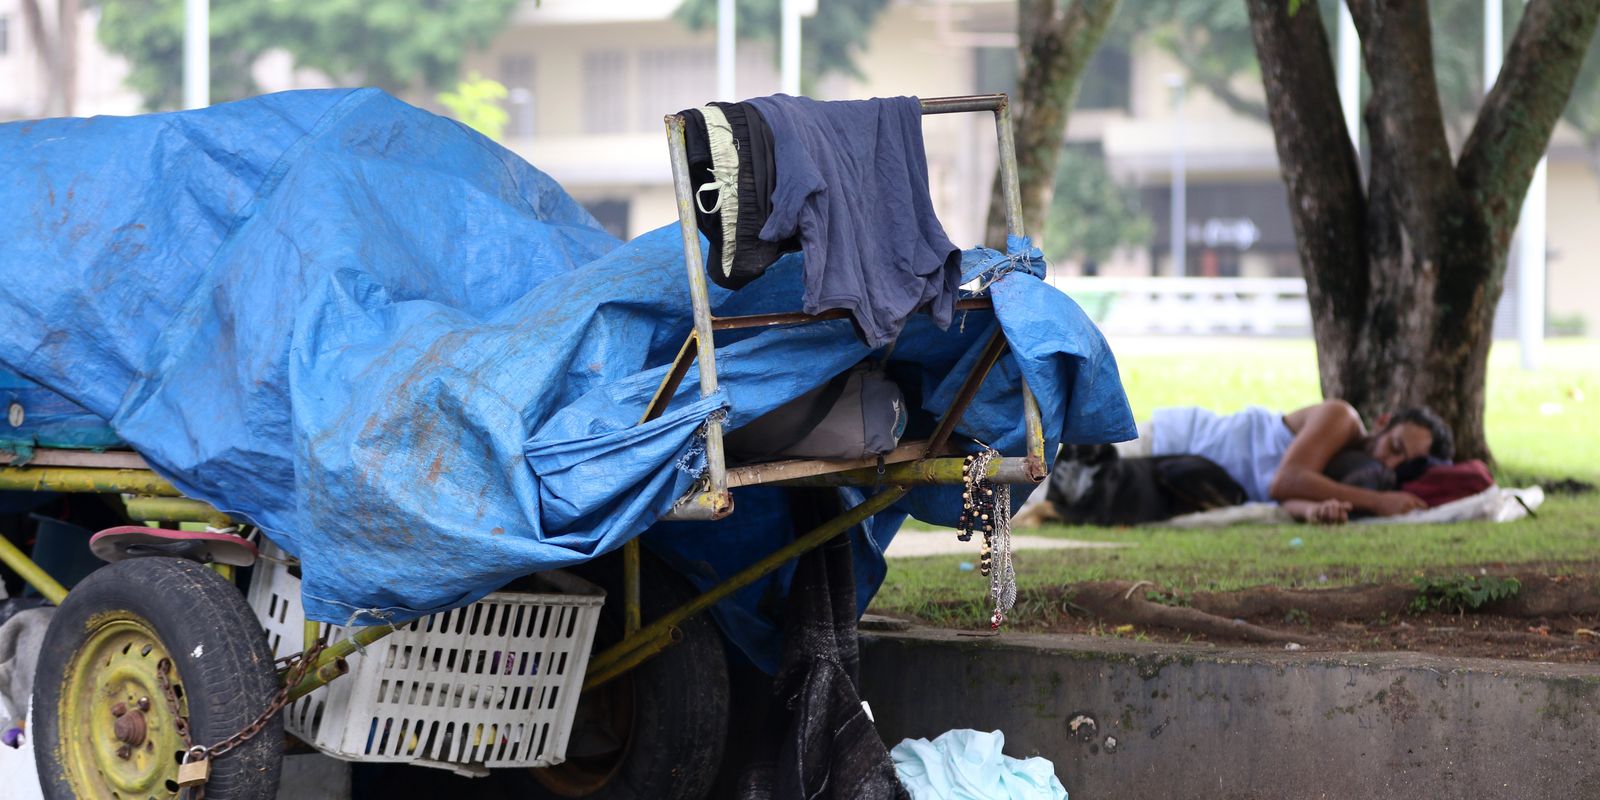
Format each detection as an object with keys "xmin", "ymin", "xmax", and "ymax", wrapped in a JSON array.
[{"xmin": 113, "ymin": 707, "xmax": 148, "ymax": 747}]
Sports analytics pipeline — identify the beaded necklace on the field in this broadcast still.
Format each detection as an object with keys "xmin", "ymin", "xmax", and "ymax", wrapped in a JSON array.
[{"xmin": 958, "ymin": 447, "xmax": 1016, "ymax": 629}]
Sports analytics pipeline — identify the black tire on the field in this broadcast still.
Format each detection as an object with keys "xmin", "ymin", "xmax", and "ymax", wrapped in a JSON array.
[
  {"xmin": 508, "ymin": 553, "xmax": 730, "ymax": 800},
  {"xmin": 33, "ymin": 557, "xmax": 282, "ymax": 800}
]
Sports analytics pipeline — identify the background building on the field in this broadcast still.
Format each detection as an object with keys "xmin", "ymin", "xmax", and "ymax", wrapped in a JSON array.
[{"xmin": 3, "ymin": 0, "xmax": 1595, "ymax": 336}]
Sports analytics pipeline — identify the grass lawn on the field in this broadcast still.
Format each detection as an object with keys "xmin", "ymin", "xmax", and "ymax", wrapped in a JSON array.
[{"xmin": 873, "ymin": 338, "xmax": 1600, "ymax": 624}]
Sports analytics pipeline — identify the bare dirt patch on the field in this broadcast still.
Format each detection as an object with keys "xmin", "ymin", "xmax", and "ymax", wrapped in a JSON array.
[{"xmin": 904, "ymin": 572, "xmax": 1600, "ymax": 663}]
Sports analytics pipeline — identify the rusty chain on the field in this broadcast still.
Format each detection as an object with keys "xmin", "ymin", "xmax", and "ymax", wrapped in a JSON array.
[{"xmin": 157, "ymin": 640, "xmax": 325, "ymax": 800}]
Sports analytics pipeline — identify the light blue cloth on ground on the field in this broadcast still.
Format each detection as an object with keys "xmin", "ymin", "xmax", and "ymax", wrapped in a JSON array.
[
  {"xmin": 891, "ymin": 729, "xmax": 1067, "ymax": 800},
  {"xmin": 1150, "ymin": 405, "xmax": 1295, "ymax": 502}
]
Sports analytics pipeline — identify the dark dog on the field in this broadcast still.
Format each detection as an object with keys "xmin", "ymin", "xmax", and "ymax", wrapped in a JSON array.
[{"xmin": 1045, "ymin": 445, "xmax": 1247, "ymax": 526}]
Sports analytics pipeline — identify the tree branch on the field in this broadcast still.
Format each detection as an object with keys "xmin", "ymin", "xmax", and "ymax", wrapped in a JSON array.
[
  {"xmin": 1167, "ymin": 43, "xmax": 1268, "ymax": 122},
  {"xmin": 1244, "ymin": 0, "xmax": 1367, "ymax": 397},
  {"xmin": 1458, "ymin": 0, "xmax": 1600, "ymax": 246}
]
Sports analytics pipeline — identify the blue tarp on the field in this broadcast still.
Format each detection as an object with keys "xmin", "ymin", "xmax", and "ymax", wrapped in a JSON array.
[
  {"xmin": 0, "ymin": 89, "xmax": 1133, "ymax": 669},
  {"xmin": 1, "ymin": 369, "xmax": 121, "ymax": 457}
]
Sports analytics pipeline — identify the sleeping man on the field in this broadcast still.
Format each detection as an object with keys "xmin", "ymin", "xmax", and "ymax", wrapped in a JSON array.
[{"xmin": 1026, "ymin": 400, "xmax": 1455, "ymax": 526}]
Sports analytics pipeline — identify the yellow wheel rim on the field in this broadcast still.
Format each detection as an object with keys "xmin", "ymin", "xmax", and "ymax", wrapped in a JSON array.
[{"xmin": 58, "ymin": 611, "xmax": 189, "ymax": 799}]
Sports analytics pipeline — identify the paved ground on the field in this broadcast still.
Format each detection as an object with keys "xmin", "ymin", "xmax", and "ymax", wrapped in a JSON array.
[{"xmin": 884, "ymin": 530, "xmax": 1128, "ymax": 559}]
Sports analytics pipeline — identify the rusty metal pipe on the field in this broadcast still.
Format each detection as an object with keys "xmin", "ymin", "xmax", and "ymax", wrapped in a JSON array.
[
  {"xmin": 770, "ymin": 456, "xmax": 1038, "ymax": 488},
  {"xmin": 586, "ymin": 486, "xmax": 908, "ymax": 679},
  {"xmin": 658, "ymin": 489, "xmax": 733, "ymax": 521},
  {"xmin": 924, "ymin": 330, "xmax": 1010, "ymax": 457},
  {"xmin": 919, "ymin": 94, "xmax": 1008, "ymax": 115},
  {"xmin": 581, "ymin": 625, "xmax": 682, "ymax": 693},
  {"xmin": 285, "ymin": 657, "xmax": 349, "ymax": 703},
  {"xmin": 0, "ymin": 532, "xmax": 67, "ymax": 604},
  {"xmin": 665, "ymin": 114, "xmax": 728, "ymax": 498},
  {"xmin": 121, "ymin": 495, "xmax": 232, "ymax": 526},
  {"xmin": 0, "ymin": 466, "xmax": 180, "ymax": 496}
]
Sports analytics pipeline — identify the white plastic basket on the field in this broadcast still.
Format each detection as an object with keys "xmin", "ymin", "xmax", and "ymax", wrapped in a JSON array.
[{"xmin": 246, "ymin": 544, "xmax": 605, "ymax": 773}]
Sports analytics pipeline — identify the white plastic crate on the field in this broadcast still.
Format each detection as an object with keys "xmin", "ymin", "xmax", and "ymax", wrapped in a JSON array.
[{"xmin": 246, "ymin": 544, "xmax": 605, "ymax": 773}]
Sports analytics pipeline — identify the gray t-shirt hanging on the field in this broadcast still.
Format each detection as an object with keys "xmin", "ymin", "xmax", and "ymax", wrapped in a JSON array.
[{"xmin": 747, "ymin": 95, "xmax": 961, "ymax": 348}]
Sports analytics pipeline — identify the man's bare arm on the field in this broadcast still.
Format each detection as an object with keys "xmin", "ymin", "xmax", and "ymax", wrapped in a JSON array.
[{"xmin": 1270, "ymin": 400, "xmax": 1426, "ymax": 516}]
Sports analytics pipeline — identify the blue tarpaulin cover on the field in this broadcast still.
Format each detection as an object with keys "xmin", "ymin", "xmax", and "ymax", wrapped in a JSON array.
[
  {"xmin": 1, "ymin": 369, "xmax": 121, "ymax": 457},
  {"xmin": 0, "ymin": 89, "xmax": 1133, "ymax": 669}
]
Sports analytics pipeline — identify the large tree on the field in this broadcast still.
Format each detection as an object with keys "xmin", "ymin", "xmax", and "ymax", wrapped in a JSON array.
[
  {"xmin": 1126, "ymin": 1, "xmax": 1600, "ymax": 174},
  {"xmin": 1247, "ymin": 0, "xmax": 1600, "ymax": 460},
  {"xmin": 983, "ymin": 0, "xmax": 1123, "ymax": 247},
  {"xmin": 91, "ymin": 0, "xmax": 520, "ymax": 109}
]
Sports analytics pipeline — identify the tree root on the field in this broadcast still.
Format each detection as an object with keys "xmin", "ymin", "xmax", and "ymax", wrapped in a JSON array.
[
  {"xmin": 1067, "ymin": 582, "xmax": 1316, "ymax": 644},
  {"xmin": 1483, "ymin": 575, "xmax": 1600, "ymax": 617},
  {"xmin": 1191, "ymin": 584, "xmax": 1416, "ymax": 621},
  {"xmin": 1060, "ymin": 574, "xmax": 1600, "ymax": 645}
]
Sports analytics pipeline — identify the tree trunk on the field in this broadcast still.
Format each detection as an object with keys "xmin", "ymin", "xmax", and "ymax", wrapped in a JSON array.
[
  {"xmin": 19, "ymin": 0, "xmax": 59, "ymax": 116},
  {"xmin": 58, "ymin": 0, "xmax": 78, "ymax": 116},
  {"xmin": 982, "ymin": 0, "xmax": 1121, "ymax": 249},
  {"xmin": 1347, "ymin": 0, "xmax": 1496, "ymax": 458},
  {"xmin": 1247, "ymin": 0, "xmax": 1600, "ymax": 461}
]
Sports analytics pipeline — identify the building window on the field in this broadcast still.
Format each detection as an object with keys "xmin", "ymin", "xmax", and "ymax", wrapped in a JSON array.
[
  {"xmin": 973, "ymin": 47, "xmax": 1017, "ymax": 97},
  {"xmin": 501, "ymin": 54, "xmax": 535, "ymax": 138},
  {"xmin": 582, "ymin": 51, "xmax": 630, "ymax": 135},
  {"xmin": 0, "ymin": 16, "xmax": 9, "ymax": 57},
  {"xmin": 1141, "ymin": 182, "xmax": 1294, "ymax": 277},
  {"xmin": 1076, "ymin": 46, "xmax": 1131, "ymax": 111},
  {"xmin": 636, "ymin": 48, "xmax": 716, "ymax": 132}
]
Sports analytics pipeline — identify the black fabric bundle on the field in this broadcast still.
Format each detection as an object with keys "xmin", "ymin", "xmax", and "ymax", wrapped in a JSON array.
[
  {"xmin": 736, "ymin": 489, "xmax": 908, "ymax": 800},
  {"xmin": 679, "ymin": 102, "xmax": 799, "ymax": 290}
]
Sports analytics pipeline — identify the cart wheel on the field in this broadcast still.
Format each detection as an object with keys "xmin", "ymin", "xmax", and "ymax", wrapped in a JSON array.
[
  {"xmin": 32, "ymin": 557, "xmax": 283, "ymax": 800},
  {"xmin": 516, "ymin": 554, "xmax": 729, "ymax": 800}
]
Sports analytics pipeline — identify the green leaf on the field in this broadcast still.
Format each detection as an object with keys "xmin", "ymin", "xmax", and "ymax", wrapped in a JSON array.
[{"xmin": 437, "ymin": 72, "xmax": 509, "ymax": 141}]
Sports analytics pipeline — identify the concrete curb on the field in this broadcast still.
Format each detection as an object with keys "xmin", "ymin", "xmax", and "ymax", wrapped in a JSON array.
[{"xmin": 859, "ymin": 629, "xmax": 1600, "ymax": 799}]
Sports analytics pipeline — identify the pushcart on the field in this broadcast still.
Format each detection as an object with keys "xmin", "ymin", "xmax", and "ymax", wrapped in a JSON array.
[{"xmin": 0, "ymin": 93, "xmax": 1046, "ymax": 799}]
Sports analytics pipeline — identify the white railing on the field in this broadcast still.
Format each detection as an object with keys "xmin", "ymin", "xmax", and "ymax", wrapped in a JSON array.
[{"xmin": 1052, "ymin": 276, "xmax": 1312, "ymax": 336}]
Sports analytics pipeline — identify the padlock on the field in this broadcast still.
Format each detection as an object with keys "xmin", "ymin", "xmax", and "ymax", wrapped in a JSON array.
[{"xmin": 177, "ymin": 747, "xmax": 211, "ymax": 787}]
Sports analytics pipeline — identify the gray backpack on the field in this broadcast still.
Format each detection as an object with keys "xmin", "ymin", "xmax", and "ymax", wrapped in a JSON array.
[{"xmin": 725, "ymin": 363, "xmax": 907, "ymax": 462}]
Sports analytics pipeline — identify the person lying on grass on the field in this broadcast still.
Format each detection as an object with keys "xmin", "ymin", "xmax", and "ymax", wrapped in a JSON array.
[
  {"xmin": 1023, "ymin": 400, "xmax": 1455, "ymax": 527},
  {"xmin": 1267, "ymin": 401, "xmax": 1452, "ymax": 522}
]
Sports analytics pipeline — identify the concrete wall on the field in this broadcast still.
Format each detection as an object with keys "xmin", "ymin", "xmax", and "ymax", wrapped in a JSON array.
[{"xmin": 861, "ymin": 629, "xmax": 1600, "ymax": 800}]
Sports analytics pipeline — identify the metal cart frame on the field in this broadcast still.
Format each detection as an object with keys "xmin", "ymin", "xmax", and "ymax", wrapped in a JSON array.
[{"xmin": 0, "ymin": 93, "xmax": 1042, "ymax": 706}]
